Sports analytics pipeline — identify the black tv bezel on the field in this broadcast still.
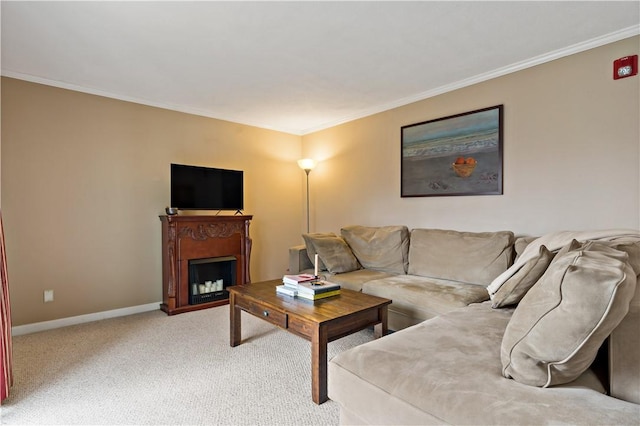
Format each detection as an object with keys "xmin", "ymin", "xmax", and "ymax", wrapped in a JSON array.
[{"xmin": 170, "ymin": 163, "xmax": 244, "ymax": 211}]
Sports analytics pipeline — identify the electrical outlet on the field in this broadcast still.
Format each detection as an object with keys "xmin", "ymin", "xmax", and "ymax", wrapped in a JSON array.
[{"xmin": 44, "ymin": 289, "xmax": 54, "ymax": 303}]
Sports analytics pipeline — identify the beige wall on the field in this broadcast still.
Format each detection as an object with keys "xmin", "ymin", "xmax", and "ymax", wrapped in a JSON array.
[
  {"xmin": 302, "ymin": 36, "xmax": 640, "ymax": 236},
  {"xmin": 1, "ymin": 78, "xmax": 304, "ymax": 325},
  {"xmin": 2, "ymin": 36, "xmax": 639, "ymax": 327}
]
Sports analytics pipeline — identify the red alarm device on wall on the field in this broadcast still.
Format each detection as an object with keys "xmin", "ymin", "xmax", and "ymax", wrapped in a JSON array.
[{"xmin": 613, "ymin": 55, "xmax": 638, "ymax": 80}]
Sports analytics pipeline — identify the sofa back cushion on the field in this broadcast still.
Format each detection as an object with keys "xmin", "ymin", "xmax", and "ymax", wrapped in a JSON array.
[
  {"xmin": 501, "ymin": 241, "xmax": 637, "ymax": 387},
  {"xmin": 514, "ymin": 236, "xmax": 537, "ymax": 261},
  {"xmin": 341, "ymin": 225, "xmax": 409, "ymax": 274},
  {"xmin": 408, "ymin": 229, "xmax": 515, "ymax": 285}
]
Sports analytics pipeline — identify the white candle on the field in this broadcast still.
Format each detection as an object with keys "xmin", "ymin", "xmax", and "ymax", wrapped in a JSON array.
[{"xmin": 314, "ymin": 254, "xmax": 319, "ymax": 277}]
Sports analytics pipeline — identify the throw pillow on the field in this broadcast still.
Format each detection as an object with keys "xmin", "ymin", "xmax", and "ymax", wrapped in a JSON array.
[
  {"xmin": 501, "ymin": 242, "xmax": 636, "ymax": 387},
  {"xmin": 491, "ymin": 245, "xmax": 554, "ymax": 308},
  {"xmin": 303, "ymin": 233, "xmax": 359, "ymax": 274},
  {"xmin": 340, "ymin": 225, "xmax": 410, "ymax": 274},
  {"xmin": 302, "ymin": 232, "xmax": 334, "ymax": 271}
]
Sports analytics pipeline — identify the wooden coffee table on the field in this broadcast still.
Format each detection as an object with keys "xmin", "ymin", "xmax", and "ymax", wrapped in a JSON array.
[{"xmin": 228, "ymin": 279, "xmax": 391, "ymax": 404}]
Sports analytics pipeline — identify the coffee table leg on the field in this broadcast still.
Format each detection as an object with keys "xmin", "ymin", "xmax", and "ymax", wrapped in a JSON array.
[
  {"xmin": 230, "ymin": 293, "xmax": 241, "ymax": 347},
  {"xmin": 311, "ymin": 324, "xmax": 329, "ymax": 404},
  {"xmin": 374, "ymin": 305, "xmax": 388, "ymax": 339}
]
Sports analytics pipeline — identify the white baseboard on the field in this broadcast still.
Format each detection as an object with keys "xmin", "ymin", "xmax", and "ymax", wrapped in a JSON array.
[{"xmin": 11, "ymin": 302, "xmax": 162, "ymax": 336}]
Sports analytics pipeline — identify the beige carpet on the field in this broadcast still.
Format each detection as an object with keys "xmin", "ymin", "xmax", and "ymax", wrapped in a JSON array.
[{"xmin": 2, "ymin": 305, "xmax": 374, "ymax": 425}]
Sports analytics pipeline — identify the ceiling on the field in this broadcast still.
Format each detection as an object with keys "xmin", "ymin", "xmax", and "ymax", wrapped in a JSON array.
[{"xmin": 2, "ymin": 1, "xmax": 639, "ymax": 135}]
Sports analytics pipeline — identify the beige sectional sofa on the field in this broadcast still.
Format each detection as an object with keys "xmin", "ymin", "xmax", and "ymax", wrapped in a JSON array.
[{"xmin": 289, "ymin": 226, "xmax": 640, "ymax": 424}]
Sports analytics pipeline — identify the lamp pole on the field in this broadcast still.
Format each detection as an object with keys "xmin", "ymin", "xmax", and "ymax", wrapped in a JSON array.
[
  {"xmin": 298, "ymin": 159, "xmax": 317, "ymax": 234},
  {"xmin": 304, "ymin": 168, "xmax": 311, "ymax": 233}
]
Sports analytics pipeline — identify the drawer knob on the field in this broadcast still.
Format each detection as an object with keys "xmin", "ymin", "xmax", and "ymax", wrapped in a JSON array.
[{"xmin": 263, "ymin": 310, "xmax": 269, "ymax": 317}]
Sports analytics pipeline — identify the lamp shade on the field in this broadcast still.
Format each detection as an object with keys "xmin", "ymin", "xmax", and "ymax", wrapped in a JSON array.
[{"xmin": 297, "ymin": 158, "xmax": 317, "ymax": 171}]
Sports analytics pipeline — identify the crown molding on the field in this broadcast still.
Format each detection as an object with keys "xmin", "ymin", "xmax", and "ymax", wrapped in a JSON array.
[
  {"xmin": 0, "ymin": 70, "xmax": 304, "ymax": 135},
  {"xmin": 300, "ymin": 25, "xmax": 640, "ymax": 135},
  {"xmin": 3, "ymin": 25, "xmax": 638, "ymax": 136}
]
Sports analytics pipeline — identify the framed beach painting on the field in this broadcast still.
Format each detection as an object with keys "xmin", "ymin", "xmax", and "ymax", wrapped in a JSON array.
[{"xmin": 401, "ymin": 105, "xmax": 503, "ymax": 197}]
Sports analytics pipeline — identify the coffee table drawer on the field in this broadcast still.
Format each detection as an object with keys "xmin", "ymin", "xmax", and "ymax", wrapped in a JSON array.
[{"xmin": 246, "ymin": 301, "xmax": 287, "ymax": 328}]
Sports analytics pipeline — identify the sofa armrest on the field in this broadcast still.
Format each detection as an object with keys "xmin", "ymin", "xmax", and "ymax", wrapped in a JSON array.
[
  {"xmin": 609, "ymin": 280, "xmax": 640, "ymax": 404},
  {"xmin": 289, "ymin": 245, "xmax": 313, "ymax": 274}
]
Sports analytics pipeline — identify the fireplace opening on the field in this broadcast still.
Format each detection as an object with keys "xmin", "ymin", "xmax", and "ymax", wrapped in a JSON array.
[{"xmin": 189, "ymin": 256, "xmax": 237, "ymax": 305}]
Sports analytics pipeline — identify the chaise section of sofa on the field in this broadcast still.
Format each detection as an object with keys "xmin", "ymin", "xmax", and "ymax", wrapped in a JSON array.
[
  {"xmin": 329, "ymin": 301, "xmax": 640, "ymax": 425},
  {"xmin": 328, "ymin": 231, "xmax": 640, "ymax": 425}
]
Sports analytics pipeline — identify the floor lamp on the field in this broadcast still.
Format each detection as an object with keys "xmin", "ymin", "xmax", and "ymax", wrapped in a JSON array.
[{"xmin": 298, "ymin": 159, "xmax": 317, "ymax": 233}]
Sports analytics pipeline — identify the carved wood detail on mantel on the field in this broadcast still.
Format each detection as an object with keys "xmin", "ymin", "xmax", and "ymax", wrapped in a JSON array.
[
  {"xmin": 177, "ymin": 222, "xmax": 244, "ymax": 241},
  {"xmin": 166, "ymin": 226, "xmax": 177, "ymax": 298}
]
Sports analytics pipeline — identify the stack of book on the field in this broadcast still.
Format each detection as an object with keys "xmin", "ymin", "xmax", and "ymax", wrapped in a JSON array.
[
  {"xmin": 295, "ymin": 280, "xmax": 341, "ymax": 300},
  {"xmin": 276, "ymin": 274, "xmax": 314, "ymax": 297},
  {"xmin": 282, "ymin": 274, "xmax": 315, "ymax": 286},
  {"xmin": 277, "ymin": 274, "xmax": 341, "ymax": 300}
]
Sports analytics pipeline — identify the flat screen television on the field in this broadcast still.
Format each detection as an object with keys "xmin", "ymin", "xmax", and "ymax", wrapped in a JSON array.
[{"xmin": 171, "ymin": 163, "xmax": 243, "ymax": 212}]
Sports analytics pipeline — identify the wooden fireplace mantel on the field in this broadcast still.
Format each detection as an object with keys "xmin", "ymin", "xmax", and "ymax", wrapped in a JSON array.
[{"xmin": 159, "ymin": 214, "xmax": 252, "ymax": 315}]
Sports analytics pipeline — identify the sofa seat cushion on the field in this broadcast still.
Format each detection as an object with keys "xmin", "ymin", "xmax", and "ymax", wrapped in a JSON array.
[
  {"xmin": 322, "ymin": 269, "xmax": 395, "ymax": 292},
  {"xmin": 328, "ymin": 302, "xmax": 640, "ymax": 425},
  {"xmin": 408, "ymin": 228, "xmax": 515, "ymax": 285},
  {"xmin": 362, "ymin": 275, "xmax": 489, "ymax": 322}
]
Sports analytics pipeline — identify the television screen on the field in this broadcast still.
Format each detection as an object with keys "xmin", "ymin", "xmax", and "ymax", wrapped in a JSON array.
[{"xmin": 171, "ymin": 163, "xmax": 243, "ymax": 211}]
